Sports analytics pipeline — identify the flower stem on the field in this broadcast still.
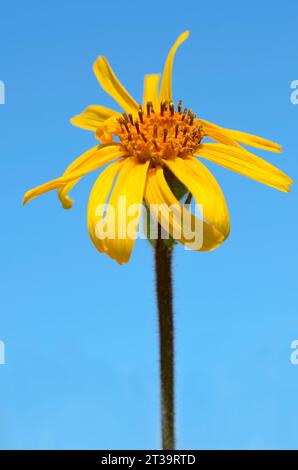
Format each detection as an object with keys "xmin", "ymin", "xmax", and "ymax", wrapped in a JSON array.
[{"xmin": 155, "ymin": 234, "xmax": 175, "ymax": 450}]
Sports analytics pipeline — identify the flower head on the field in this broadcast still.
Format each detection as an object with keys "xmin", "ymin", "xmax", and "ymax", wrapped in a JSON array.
[{"xmin": 23, "ymin": 31, "xmax": 292, "ymax": 264}]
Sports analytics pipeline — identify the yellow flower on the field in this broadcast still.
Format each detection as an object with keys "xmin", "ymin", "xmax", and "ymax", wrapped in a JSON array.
[{"xmin": 23, "ymin": 31, "xmax": 292, "ymax": 264}]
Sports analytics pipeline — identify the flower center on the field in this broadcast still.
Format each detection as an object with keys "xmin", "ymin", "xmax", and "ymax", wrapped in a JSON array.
[{"xmin": 117, "ymin": 101, "xmax": 203, "ymax": 164}]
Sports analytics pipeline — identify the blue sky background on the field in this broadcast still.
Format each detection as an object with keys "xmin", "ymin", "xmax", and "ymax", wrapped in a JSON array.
[{"xmin": 0, "ymin": 0, "xmax": 297, "ymax": 450}]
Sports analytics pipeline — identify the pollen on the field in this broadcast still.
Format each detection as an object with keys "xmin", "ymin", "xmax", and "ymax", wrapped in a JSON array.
[{"xmin": 116, "ymin": 101, "xmax": 204, "ymax": 164}]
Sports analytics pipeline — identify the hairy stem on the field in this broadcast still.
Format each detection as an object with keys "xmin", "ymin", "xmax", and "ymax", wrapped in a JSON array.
[{"xmin": 155, "ymin": 234, "xmax": 175, "ymax": 450}]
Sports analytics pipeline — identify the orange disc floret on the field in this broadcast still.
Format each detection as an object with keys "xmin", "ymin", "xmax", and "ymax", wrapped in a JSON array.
[{"xmin": 116, "ymin": 100, "xmax": 204, "ymax": 164}]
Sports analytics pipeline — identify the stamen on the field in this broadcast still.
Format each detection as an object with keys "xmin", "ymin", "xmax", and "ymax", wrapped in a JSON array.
[
  {"xmin": 163, "ymin": 128, "xmax": 168, "ymax": 143},
  {"xmin": 152, "ymin": 139, "xmax": 160, "ymax": 151},
  {"xmin": 177, "ymin": 100, "xmax": 182, "ymax": 113},
  {"xmin": 123, "ymin": 121, "xmax": 130, "ymax": 133},
  {"xmin": 135, "ymin": 121, "xmax": 140, "ymax": 134},
  {"xmin": 175, "ymin": 124, "xmax": 179, "ymax": 138},
  {"xmin": 149, "ymin": 101, "xmax": 155, "ymax": 114},
  {"xmin": 191, "ymin": 130, "xmax": 198, "ymax": 140},
  {"xmin": 153, "ymin": 125, "xmax": 158, "ymax": 138},
  {"xmin": 138, "ymin": 106, "xmax": 144, "ymax": 124},
  {"xmin": 182, "ymin": 136, "xmax": 189, "ymax": 147},
  {"xmin": 146, "ymin": 102, "xmax": 151, "ymax": 117},
  {"xmin": 169, "ymin": 102, "xmax": 174, "ymax": 117},
  {"xmin": 128, "ymin": 113, "xmax": 134, "ymax": 125},
  {"xmin": 160, "ymin": 102, "xmax": 165, "ymax": 117},
  {"xmin": 181, "ymin": 108, "xmax": 187, "ymax": 121},
  {"xmin": 141, "ymin": 133, "xmax": 147, "ymax": 143},
  {"xmin": 117, "ymin": 118, "xmax": 124, "ymax": 131}
]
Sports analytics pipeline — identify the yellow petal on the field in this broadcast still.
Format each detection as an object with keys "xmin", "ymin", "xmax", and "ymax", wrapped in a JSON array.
[
  {"xmin": 23, "ymin": 144, "xmax": 128, "ymax": 206},
  {"xmin": 197, "ymin": 143, "xmax": 292, "ymax": 192},
  {"xmin": 57, "ymin": 143, "xmax": 127, "ymax": 209},
  {"xmin": 70, "ymin": 105, "xmax": 120, "ymax": 131},
  {"xmin": 199, "ymin": 118, "xmax": 281, "ymax": 153},
  {"xmin": 87, "ymin": 159, "xmax": 125, "ymax": 254},
  {"xmin": 103, "ymin": 159, "xmax": 150, "ymax": 264},
  {"xmin": 164, "ymin": 157, "xmax": 230, "ymax": 248},
  {"xmin": 199, "ymin": 121, "xmax": 241, "ymax": 148},
  {"xmin": 94, "ymin": 116, "xmax": 121, "ymax": 143},
  {"xmin": 58, "ymin": 180, "xmax": 79, "ymax": 210},
  {"xmin": 160, "ymin": 31, "xmax": 189, "ymax": 103},
  {"xmin": 95, "ymin": 129, "xmax": 114, "ymax": 144},
  {"xmin": 222, "ymin": 129, "xmax": 282, "ymax": 153},
  {"xmin": 88, "ymin": 157, "xmax": 150, "ymax": 264},
  {"xmin": 144, "ymin": 162, "xmax": 229, "ymax": 251},
  {"xmin": 93, "ymin": 56, "xmax": 139, "ymax": 114},
  {"xmin": 143, "ymin": 74, "xmax": 160, "ymax": 113}
]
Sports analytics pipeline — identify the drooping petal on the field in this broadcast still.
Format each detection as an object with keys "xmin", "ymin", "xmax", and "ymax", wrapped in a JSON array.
[
  {"xmin": 87, "ymin": 159, "xmax": 125, "ymax": 254},
  {"xmin": 93, "ymin": 56, "xmax": 139, "ymax": 114},
  {"xmin": 57, "ymin": 143, "xmax": 128, "ymax": 209},
  {"xmin": 199, "ymin": 118, "xmax": 282, "ymax": 153},
  {"xmin": 197, "ymin": 143, "xmax": 292, "ymax": 192},
  {"xmin": 23, "ymin": 144, "xmax": 128, "ymax": 206},
  {"xmin": 58, "ymin": 180, "xmax": 79, "ymax": 210},
  {"xmin": 70, "ymin": 105, "xmax": 120, "ymax": 131},
  {"xmin": 160, "ymin": 31, "xmax": 189, "ymax": 103},
  {"xmin": 143, "ymin": 74, "xmax": 160, "ymax": 113},
  {"xmin": 144, "ymin": 163, "xmax": 229, "ymax": 251},
  {"xmin": 145, "ymin": 167, "xmax": 196, "ymax": 248},
  {"xmin": 88, "ymin": 157, "xmax": 150, "ymax": 264},
  {"xmin": 164, "ymin": 157, "xmax": 230, "ymax": 247}
]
